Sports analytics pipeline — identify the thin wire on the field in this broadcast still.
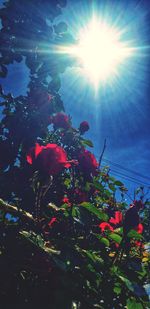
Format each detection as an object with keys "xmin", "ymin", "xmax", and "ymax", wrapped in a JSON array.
[
  {"xmin": 110, "ymin": 169, "xmax": 149, "ymax": 187},
  {"xmin": 103, "ymin": 158, "xmax": 150, "ymax": 181},
  {"xmin": 101, "ymin": 164, "xmax": 150, "ymax": 187}
]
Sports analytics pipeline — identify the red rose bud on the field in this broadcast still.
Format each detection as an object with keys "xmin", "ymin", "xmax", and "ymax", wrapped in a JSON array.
[
  {"xmin": 62, "ymin": 196, "xmax": 71, "ymax": 206},
  {"xmin": 48, "ymin": 217, "xmax": 57, "ymax": 227},
  {"xmin": 52, "ymin": 112, "xmax": 70, "ymax": 130},
  {"xmin": 26, "ymin": 143, "xmax": 71, "ymax": 175},
  {"xmin": 135, "ymin": 241, "xmax": 144, "ymax": 248},
  {"xmin": 79, "ymin": 121, "xmax": 90, "ymax": 134}
]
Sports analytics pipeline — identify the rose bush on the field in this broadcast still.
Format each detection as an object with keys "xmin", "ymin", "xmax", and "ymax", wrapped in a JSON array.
[{"xmin": 0, "ymin": 1, "xmax": 149, "ymax": 308}]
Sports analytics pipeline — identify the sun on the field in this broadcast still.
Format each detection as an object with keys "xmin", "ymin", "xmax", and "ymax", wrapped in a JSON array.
[{"xmin": 60, "ymin": 16, "xmax": 135, "ymax": 90}]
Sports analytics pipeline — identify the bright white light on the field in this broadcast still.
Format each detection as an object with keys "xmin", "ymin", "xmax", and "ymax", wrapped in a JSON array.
[{"xmin": 61, "ymin": 16, "xmax": 135, "ymax": 90}]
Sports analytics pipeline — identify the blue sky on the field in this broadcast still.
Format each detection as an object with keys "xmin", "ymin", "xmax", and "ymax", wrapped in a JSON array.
[{"xmin": 0, "ymin": 0, "xmax": 150, "ymax": 201}]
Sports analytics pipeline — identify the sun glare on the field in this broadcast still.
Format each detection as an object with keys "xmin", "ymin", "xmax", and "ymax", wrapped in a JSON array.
[{"xmin": 60, "ymin": 16, "xmax": 135, "ymax": 90}]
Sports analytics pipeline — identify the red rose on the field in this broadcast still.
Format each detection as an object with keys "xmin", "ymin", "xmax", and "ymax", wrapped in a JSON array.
[
  {"xmin": 52, "ymin": 112, "xmax": 70, "ymax": 130},
  {"xmin": 109, "ymin": 211, "xmax": 123, "ymax": 226},
  {"xmin": 26, "ymin": 143, "xmax": 71, "ymax": 175},
  {"xmin": 99, "ymin": 222, "xmax": 114, "ymax": 232},
  {"xmin": 79, "ymin": 121, "xmax": 90, "ymax": 134},
  {"xmin": 78, "ymin": 149, "xmax": 98, "ymax": 176},
  {"xmin": 135, "ymin": 223, "xmax": 143, "ymax": 234}
]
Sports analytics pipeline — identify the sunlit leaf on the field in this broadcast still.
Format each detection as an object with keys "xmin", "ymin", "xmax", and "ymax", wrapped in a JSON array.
[
  {"xmin": 114, "ymin": 180, "xmax": 124, "ymax": 186},
  {"xmin": 81, "ymin": 139, "xmax": 93, "ymax": 147},
  {"xmin": 108, "ymin": 183, "xmax": 116, "ymax": 192},
  {"xmin": 108, "ymin": 233, "xmax": 122, "ymax": 244},
  {"xmin": 127, "ymin": 229, "xmax": 143, "ymax": 240},
  {"xmin": 100, "ymin": 237, "xmax": 110, "ymax": 247},
  {"xmin": 127, "ymin": 298, "xmax": 144, "ymax": 309},
  {"xmin": 113, "ymin": 286, "xmax": 121, "ymax": 295},
  {"xmin": 119, "ymin": 275, "xmax": 134, "ymax": 292},
  {"xmin": 80, "ymin": 202, "xmax": 108, "ymax": 221}
]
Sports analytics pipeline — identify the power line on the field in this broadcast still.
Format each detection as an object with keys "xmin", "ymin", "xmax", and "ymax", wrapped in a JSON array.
[
  {"xmin": 103, "ymin": 158, "xmax": 150, "ymax": 182},
  {"xmin": 109, "ymin": 168, "xmax": 150, "ymax": 187},
  {"xmin": 100, "ymin": 160, "xmax": 150, "ymax": 187},
  {"xmin": 101, "ymin": 164, "xmax": 149, "ymax": 187}
]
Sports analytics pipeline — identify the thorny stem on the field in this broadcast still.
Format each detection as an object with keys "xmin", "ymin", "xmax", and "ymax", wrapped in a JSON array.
[
  {"xmin": 0, "ymin": 198, "xmax": 34, "ymax": 223},
  {"xmin": 35, "ymin": 183, "xmax": 42, "ymax": 222}
]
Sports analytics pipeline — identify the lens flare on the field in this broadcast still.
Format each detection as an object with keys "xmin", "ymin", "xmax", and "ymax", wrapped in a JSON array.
[{"xmin": 59, "ymin": 16, "xmax": 135, "ymax": 90}]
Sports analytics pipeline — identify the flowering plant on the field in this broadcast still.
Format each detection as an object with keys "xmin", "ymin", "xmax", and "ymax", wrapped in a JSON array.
[{"xmin": 0, "ymin": 1, "xmax": 149, "ymax": 309}]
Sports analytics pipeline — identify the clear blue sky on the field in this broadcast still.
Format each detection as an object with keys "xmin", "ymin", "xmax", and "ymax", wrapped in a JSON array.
[{"xmin": 0, "ymin": 0, "xmax": 150, "ymax": 201}]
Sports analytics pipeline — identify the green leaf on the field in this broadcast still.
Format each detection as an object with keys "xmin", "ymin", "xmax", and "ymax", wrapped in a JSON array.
[
  {"xmin": 104, "ymin": 189, "xmax": 112, "ymax": 198},
  {"xmin": 119, "ymin": 275, "xmax": 134, "ymax": 292},
  {"xmin": 72, "ymin": 206, "xmax": 80, "ymax": 219},
  {"xmin": 93, "ymin": 181, "xmax": 103, "ymax": 192},
  {"xmin": 109, "ymin": 183, "xmax": 116, "ymax": 192},
  {"xmin": 108, "ymin": 233, "xmax": 122, "ymax": 244},
  {"xmin": 127, "ymin": 229, "xmax": 143, "ymax": 240},
  {"xmin": 94, "ymin": 234, "xmax": 110, "ymax": 247},
  {"xmin": 109, "ymin": 176, "xmax": 116, "ymax": 182},
  {"xmin": 114, "ymin": 227, "xmax": 123, "ymax": 235},
  {"xmin": 78, "ymin": 248, "xmax": 104, "ymax": 266},
  {"xmin": 80, "ymin": 202, "xmax": 108, "ymax": 221},
  {"xmin": 127, "ymin": 298, "xmax": 144, "ymax": 309},
  {"xmin": 81, "ymin": 139, "xmax": 93, "ymax": 147},
  {"xmin": 114, "ymin": 286, "xmax": 121, "ymax": 295},
  {"xmin": 100, "ymin": 237, "xmax": 110, "ymax": 247},
  {"xmin": 64, "ymin": 177, "xmax": 71, "ymax": 188},
  {"xmin": 114, "ymin": 180, "xmax": 124, "ymax": 186},
  {"xmin": 119, "ymin": 186, "xmax": 128, "ymax": 192}
]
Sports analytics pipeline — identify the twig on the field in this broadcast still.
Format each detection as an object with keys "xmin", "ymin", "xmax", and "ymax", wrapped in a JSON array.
[
  {"xmin": 0, "ymin": 198, "xmax": 34, "ymax": 223},
  {"xmin": 98, "ymin": 138, "xmax": 107, "ymax": 169}
]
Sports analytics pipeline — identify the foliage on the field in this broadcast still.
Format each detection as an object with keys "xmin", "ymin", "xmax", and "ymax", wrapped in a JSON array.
[{"xmin": 0, "ymin": 1, "xmax": 150, "ymax": 308}]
